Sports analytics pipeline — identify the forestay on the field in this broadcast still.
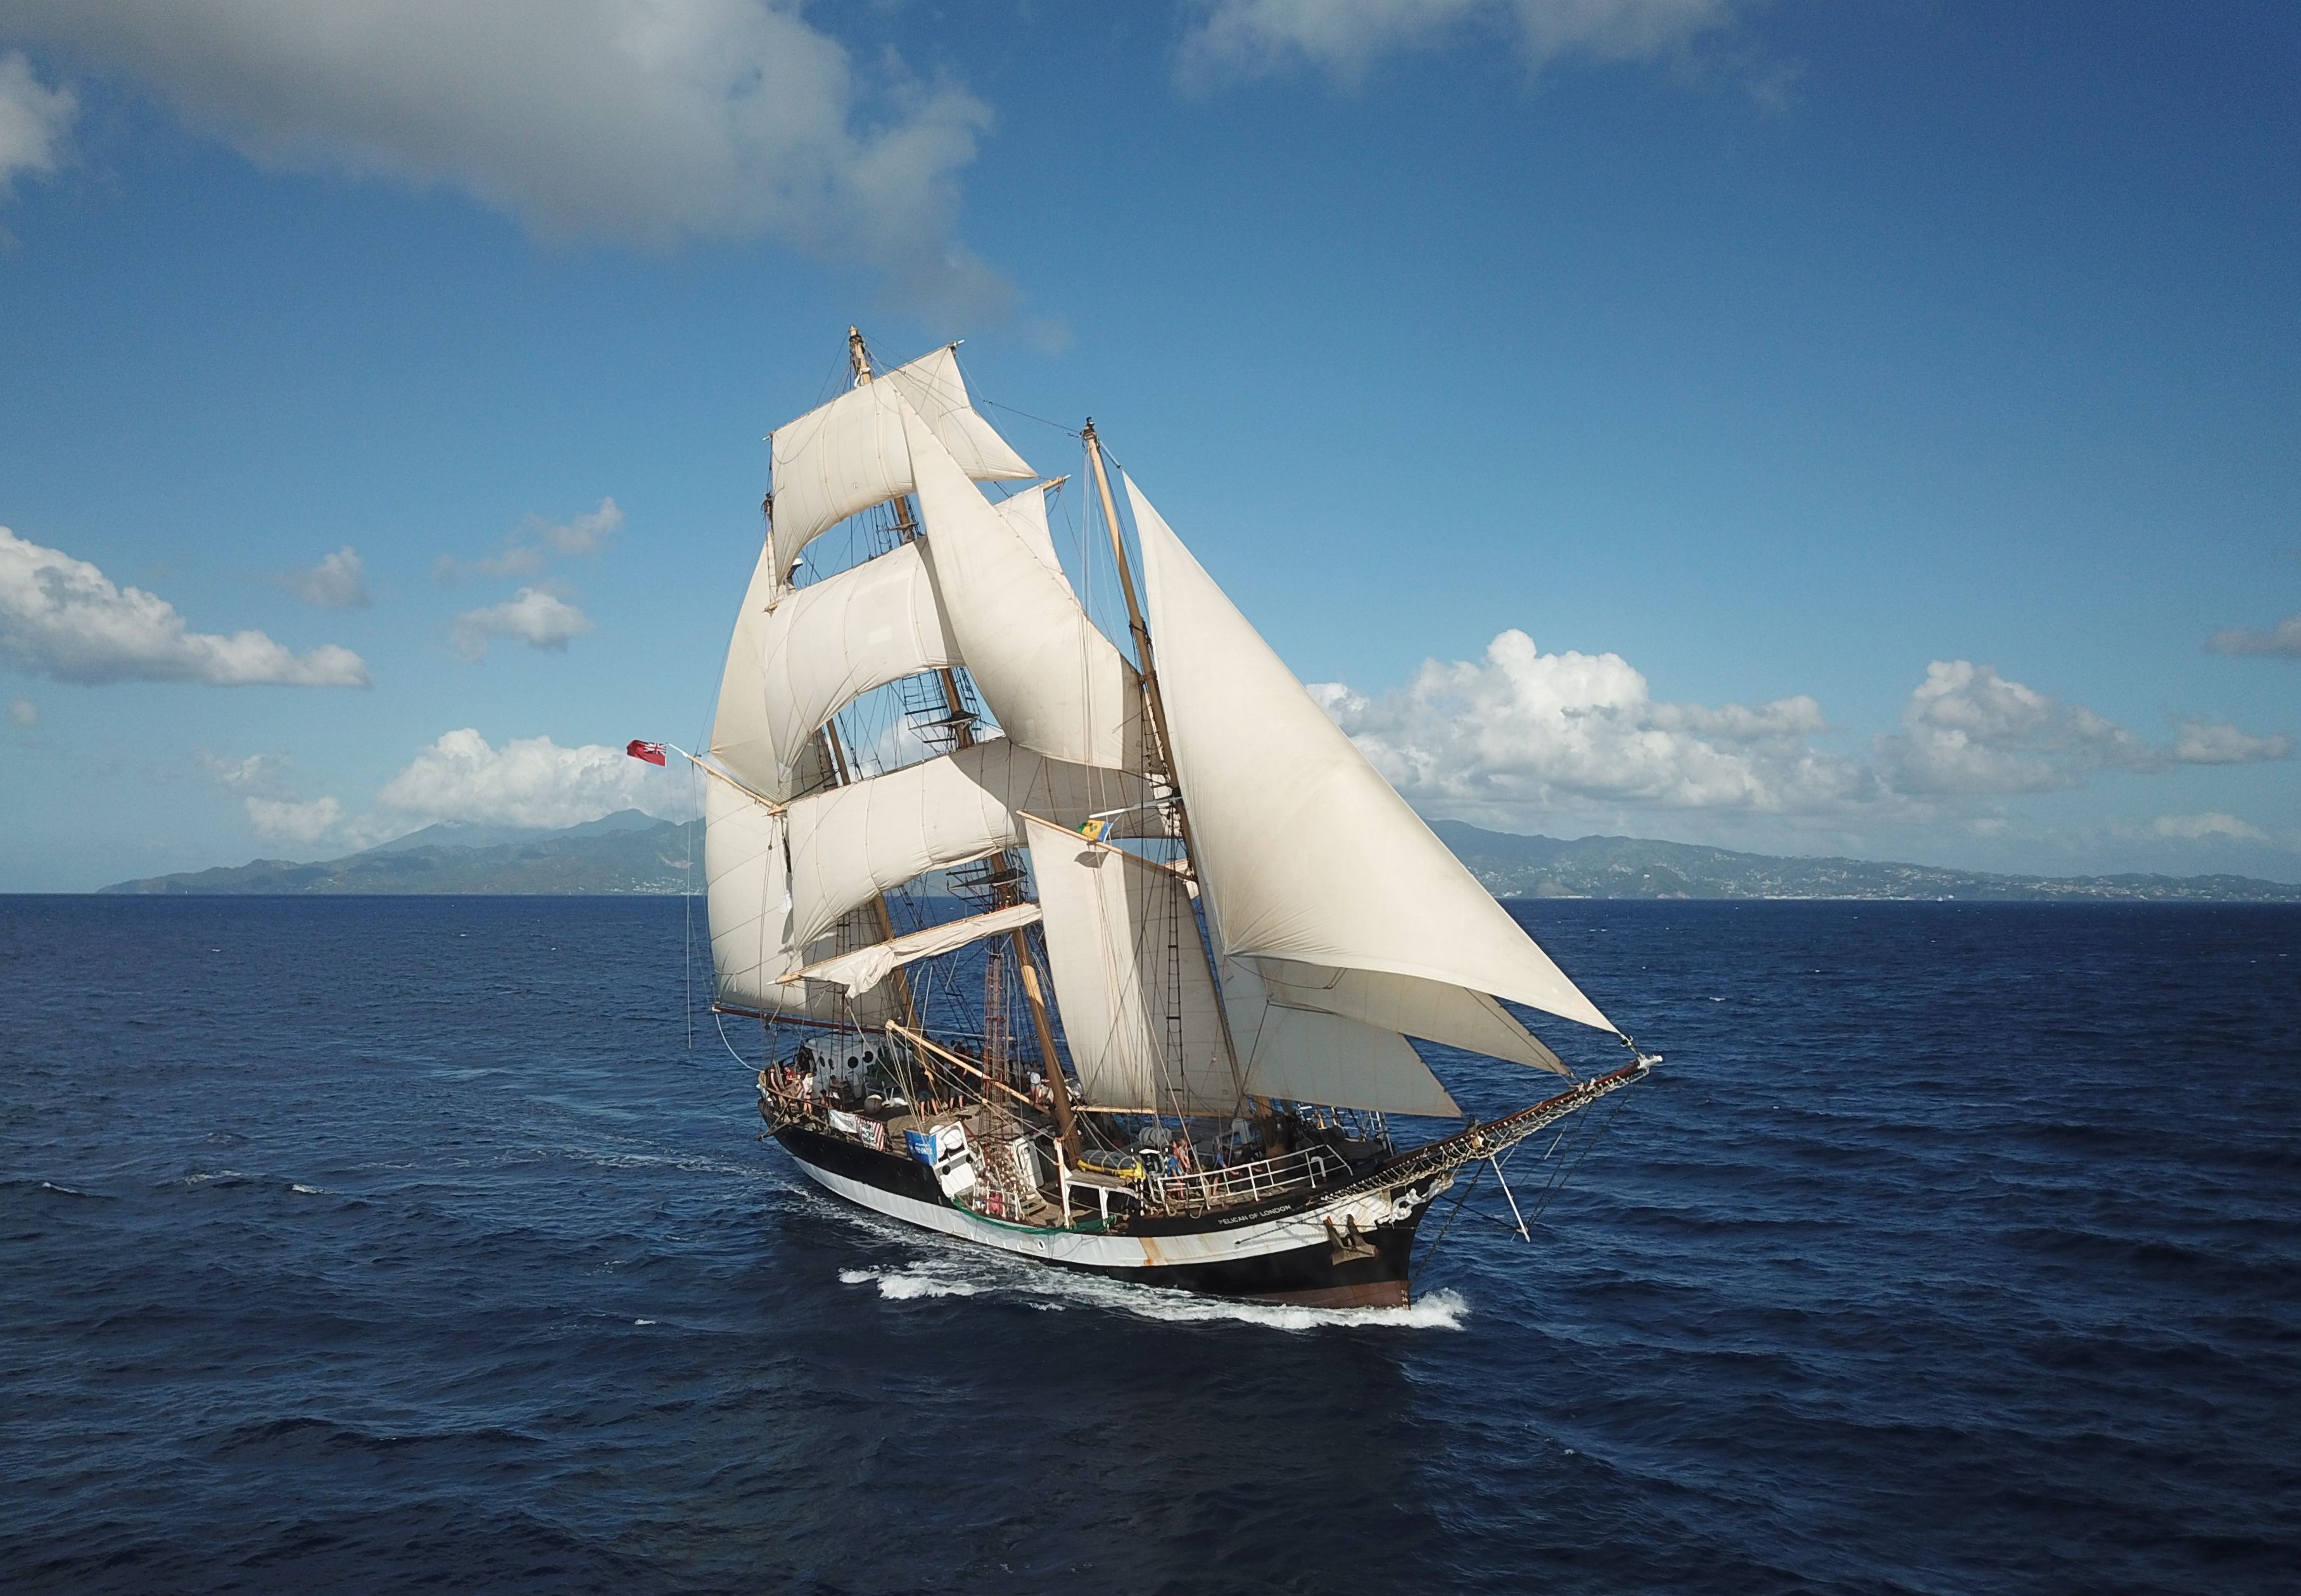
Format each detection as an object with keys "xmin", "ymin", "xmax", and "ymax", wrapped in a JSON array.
[
  {"xmin": 1129, "ymin": 474, "xmax": 1618, "ymax": 1039},
  {"xmin": 769, "ymin": 346, "xmax": 1032, "ymax": 585},
  {"xmin": 1022, "ymin": 815, "xmax": 1237, "ymax": 1115}
]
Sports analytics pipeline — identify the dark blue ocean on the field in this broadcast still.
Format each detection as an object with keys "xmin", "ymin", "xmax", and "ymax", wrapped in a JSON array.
[{"xmin": 3, "ymin": 897, "xmax": 2295, "ymax": 1594}]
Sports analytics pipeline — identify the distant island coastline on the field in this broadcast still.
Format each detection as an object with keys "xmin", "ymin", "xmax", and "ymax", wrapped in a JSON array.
[{"xmin": 94, "ymin": 811, "xmax": 2301, "ymax": 902}]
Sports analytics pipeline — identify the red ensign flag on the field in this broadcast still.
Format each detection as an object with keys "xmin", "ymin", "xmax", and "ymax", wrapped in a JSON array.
[{"xmin": 625, "ymin": 740, "xmax": 668, "ymax": 766}]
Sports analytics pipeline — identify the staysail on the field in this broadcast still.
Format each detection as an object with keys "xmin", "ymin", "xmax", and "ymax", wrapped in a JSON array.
[
  {"xmin": 1220, "ymin": 959, "xmax": 1462, "ymax": 1118},
  {"xmin": 1127, "ymin": 474, "xmax": 1618, "ymax": 1046},
  {"xmin": 992, "ymin": 481, "xmax": 1072, "ymax": 595},
  {"xmin": 1022, "ymin": 814, "xmax": 1234, "ymax": 1114},
  {"xmin": 903, "ymin": 397, "xmax": 1143, "ymax": 771}
]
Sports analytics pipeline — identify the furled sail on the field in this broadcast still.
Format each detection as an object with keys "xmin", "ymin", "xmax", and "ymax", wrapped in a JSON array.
[
  {"xmin": 756, "ymin": 540, "xmax": 960, "ymax": 799},
  {"xmin": 769, "ymin": 346, "xmax": 1032, "ymax": 584},
  {"xmin": 903, "ymin": 399, "xmax": 1144, "ymax": 771},
  {"xmin": 782, "ymin": 738, "xmax": 1146, "ymax": 950},
  {"xmin": 1128, "ymin": 475, "xmax": 1618, "ymax": 1039},
  {"xmin": 702, "ymin": 777, "xmax": 899, "ymax": 1026},
  {"xmin": 783, "ymin": 902, "xmax": 1043, "ymax": 998},
  {"xmin": 1221, "ymin": 960, "xmax": 1462, "ymax": 1118},
  {"xmin": 1022, "ymin": 815, "xmax": 1238, "ymax": 1115}
]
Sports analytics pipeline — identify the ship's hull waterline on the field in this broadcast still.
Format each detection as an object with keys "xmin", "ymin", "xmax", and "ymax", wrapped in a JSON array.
[{"xmin": 773, "ymin": 1124, "xmax": 1448, "ymax": 1309}]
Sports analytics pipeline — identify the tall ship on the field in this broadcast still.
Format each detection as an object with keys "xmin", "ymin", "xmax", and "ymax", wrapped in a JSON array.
[{"xmin": 681, "ymin": 331, "xmax": 1654, "ymax": 1308}]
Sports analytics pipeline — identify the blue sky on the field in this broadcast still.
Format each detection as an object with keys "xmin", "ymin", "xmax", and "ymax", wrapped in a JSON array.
[{"xmin": 1, "ymin": 1, "xmax": 2296, "ymax": 890}]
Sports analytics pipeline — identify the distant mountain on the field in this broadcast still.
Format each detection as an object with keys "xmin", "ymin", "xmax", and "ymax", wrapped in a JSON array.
[
  {"xmin": 99, "ymin": 811, "xmax": 2301, "ymax": 902},
  {"xmin": 1428, "ymin": 820, "xmax": 2301, "ymax": 902},
  {"xmin": 362, "ymin": 809, "xmax": 664, "ymax": 856},
  {"xmin": 101, "ymin": 811, "xmax": 699, "ymax": 895}
]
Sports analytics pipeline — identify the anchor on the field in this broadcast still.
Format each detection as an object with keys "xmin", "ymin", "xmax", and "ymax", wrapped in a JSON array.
[{"xmin": 1324, "ymin": 1211, "xmax": 1379, "ymax": 1264}]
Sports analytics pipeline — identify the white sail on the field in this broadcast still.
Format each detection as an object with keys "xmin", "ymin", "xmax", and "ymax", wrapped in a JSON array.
[
  {"xmin": 783, "ymin": 738, "xmax": 1146, "ymax": 950},
  {"xmin": 708, "ymin": 536, "xmax": 785, "ymax": 797},
  {"xmin": 1022, "ymin": 815, "xmax": 1238, "ymax": 1115},
  {"xmin": 992, "ymin": 481, "xmax": 1072, "ymax": 595},
  {"xmin": 904, "ymin": 399, "xmax": 1144, "ymax": 771},
  {"xmin": 1221, "ymin": 960, "xmax": 1462, "ymax": 1118},
  {"xmin": 770, "ymin": 346, "xmax": 1031, "ymax": 583},
  {"xmin": 757, "ymin": 540, "xmax": 960, "ymax": 798},
  {"xmin": 1129, "ymin": 474, "xmax": 1617, "ymax": 1038},
  {"xmin": 1251, "ymin": 958, "xmax": 1567, "ymax": 1075},
  {"xmin": 784, "ymin": 902, "xmax": 1043, "ymax": 997},
  {"xmin": 702, "ymin": 777, "xmax": 899, "ymax": 1026}
]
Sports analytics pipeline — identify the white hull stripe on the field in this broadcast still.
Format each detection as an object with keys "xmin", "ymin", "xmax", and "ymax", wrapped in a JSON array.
[{"xmin": 785, "ymin": 1148, "xmax": 1434, "ymax": 1272}]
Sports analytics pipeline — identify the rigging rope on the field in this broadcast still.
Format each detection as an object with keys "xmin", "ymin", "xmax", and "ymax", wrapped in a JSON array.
[{"xmin": 977, "ymin": 395, "xmax": 1083, "ymax": 440}]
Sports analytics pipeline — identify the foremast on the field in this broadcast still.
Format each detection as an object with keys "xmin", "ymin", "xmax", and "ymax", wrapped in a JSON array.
[{"xmin": 846, "ymin": 327, "xmax": 1080, "ymax": 1158}]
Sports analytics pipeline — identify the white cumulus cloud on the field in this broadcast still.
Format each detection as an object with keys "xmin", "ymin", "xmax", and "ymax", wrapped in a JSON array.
[
  {"xmin": 195, "ymin": 749, "xmax": 293, "ymax": 794},
  {"xmin": 1181, "ymin": 0, "xmax": 1742, "ymax": 87},
  {"xmin": 1314, "ymin": 627, "xmax": 1885, "ymax": 821},
  {"xmin": 450, "ymin": 586, "xmax": 593, "ymax": 662},
  {"xmin": 2152, "ymin": 812, "xmax": 2268, "ymax": 844},
  {"xmin": 1878, "ymin": 661, "xmax": 2290, "ymax": 794},
  {"xmin": 2171, "ymin": 719, "xmax": 2293, "ymax": 765},
  {"xmin": 7, "ymin": 694, "xmax": 33, "ymax": 726},
  {"xmin": 535, "ymin": 497, "xmax": 622, "ymax": 557},
  {"xmin": 372, "ymin": 728, "xmax": 691, "ymax": 830},
  {"xmin": 0, "ymin": 526, "xmax": 370, "ymax": 686},
  {"xmin": 194, "ymin": 749, "xmax": 348, "ymax": 847},
  {"xmin": 1879, "ymin": 660, "xmax": 2152, "ymax": 795},
  {"xmin": 0, "ymin": 1, "xmax": 1006, "ymax": 314},
  {"xmin": 244, "ymin": 794, "xmax": 343, "ymax": 844},
  {"xmin": 440, "ymin": 497, "xmax": 623, "ymax": 584},
  {"xmin": 277, "ymin": 545, "xmax": 372, "ymax": 609},
  {"xmin": 1313, "ymin": 634, "xmax": 2294, "ymax": 837},
  {"xmin": 2206, "ymin": 612, "xmax": 2301, "ymax": 659},
  {"xmin": 0, "ymin": 48, "xmax": 73, "ymax": 199}
]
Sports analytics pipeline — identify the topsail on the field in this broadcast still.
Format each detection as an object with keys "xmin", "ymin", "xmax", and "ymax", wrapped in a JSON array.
[{"xmin": 768, "ymin": 346, "xmax": 1032, "ymax": 586}]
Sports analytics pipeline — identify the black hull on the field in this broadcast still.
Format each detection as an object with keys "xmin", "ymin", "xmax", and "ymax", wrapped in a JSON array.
[{"xmin": 774, "ymin": 1124, "xmax": 1429, "ymax": 1309}]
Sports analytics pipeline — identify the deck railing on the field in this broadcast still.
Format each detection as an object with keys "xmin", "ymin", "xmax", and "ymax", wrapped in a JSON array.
[{"xmin": 1143, "ymin": 1144, "xmax": 1346, "ymax": 1212}]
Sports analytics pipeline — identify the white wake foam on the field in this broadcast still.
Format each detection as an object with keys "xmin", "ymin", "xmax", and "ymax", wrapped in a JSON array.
[
  {"xmin": 799, "ymin": 1175, "xmax": 1468, "ymax": 1331},
  {"xmin": 839, "ymin": 1267, "xmax": 982, "ymax": 1301}
]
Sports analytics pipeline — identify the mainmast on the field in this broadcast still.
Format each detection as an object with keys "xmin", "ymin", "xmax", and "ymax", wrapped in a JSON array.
[
  {"xmin": 1081, "ymin": 421, "xmax": 1246, "ymax": 1099},
  {"xmin": 851, "ymin": 327, "xmax": 1081, "ymax": 1158}
]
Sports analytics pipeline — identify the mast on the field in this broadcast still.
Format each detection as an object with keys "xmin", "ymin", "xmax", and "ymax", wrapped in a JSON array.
[
  {"xmin": 1082, "ymin": 420, "xmax": 1246, "ymax": 1102},
  {"xmin": 851, "ymin": 327, "xmax": 1081, "ymax": 1159},
  {"xmin": 816, "ymin": 718, "xmax": 915, "ymax": 1027}
]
